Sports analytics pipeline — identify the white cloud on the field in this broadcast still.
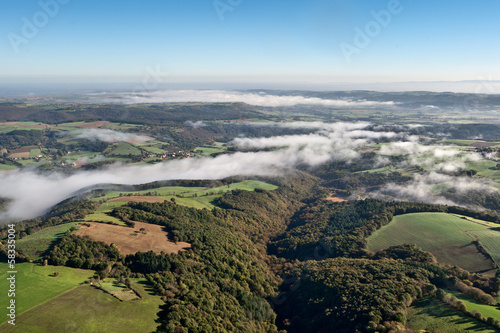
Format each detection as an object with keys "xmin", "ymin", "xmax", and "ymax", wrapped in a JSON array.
[
  {"xmin": 70, "ymin": 129, "xmax": 153, "ymax": 143},
  {"xmin": 371, "ymin": 172, "xmax": 498, "ymax": 207},
  {"xmin": 184, "ymin": 120, "xmax": 208, "ymax": 129},
  {"xmin": 1, "ymin": 121, "xmax": 497, "ymax": 222},
  {"xmin": 101, "ymin": 90, "xmax": 397, "ymax": 108}
]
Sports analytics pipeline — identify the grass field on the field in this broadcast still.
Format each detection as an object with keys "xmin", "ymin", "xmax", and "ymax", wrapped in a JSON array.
[
  {"xmin": 195, "ymin": 146, "xmax": 224, "ymax": 156},
  {"xmin": 466, "ymin": 160, "xmax": 500, "ymax": 182},
  {"xmin": 17, "ymin": 222, "xmax": 80, "ymax": 260},
  {"xmin": 0, "ymin": 280, "xmax": 162, "ymax": 332},
  {"xmin": 0, "ymin": 122, "xmax": 46, "ymax": 134},
  {"xmin": 84, "ymin": 201, "xmax": 127, "ymax": 225},
  {"xmin": 105, "ymin": 122, "xmax": 142, "ymax": 131},
  {"xmin": 63, "ymin": 151, "xmax": 99, "ymax": 160},
  {"xmin": 466, "ymin": 229, "xmax": 500, "ymax": 264},
  {"xmin": 107, "ymin": 142, "xmax": 142, "ymax": 156},
  {"xmin": 447, "ymin": 289, "xmax": 500, "ymax": 322},
  {"xmin": 29, "ymin": 148, "xmax": 42, "ymax": 158},
  {"xmin": 83, "ymin": 212, "xmax": 125, "ymax": 225},
  {"xmin": 139, "ymin": 141, "xmax": 167, "ymax": 154},
  {"xmin": 0, "ymin": 164, "xmax": 17, "ymax": 170},
  {"xmin": 84, "ymin": 180, "xmax": 279, "ymax": 220},
  {"xmin": 0, "ymin": 262, "xmax": 94, "ymax": 325},
  {"xmin": 92, "ymin": 180, "xmax": 278, "ymax": 205},
  {"xmin": 438, "ymin": 139, "xmax": 479, "ymax": 146},
  {"xmin": 407, "ymin": 297, "xmax": 497, "ymax": 332},
  {"xmin": 367, "ymin": 213, "xmax": 500, "ymax": 274}
]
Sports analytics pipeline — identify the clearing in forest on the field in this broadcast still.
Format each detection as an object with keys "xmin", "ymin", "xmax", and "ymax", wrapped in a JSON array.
[{"xmin": 74, "ymin": 221, "xmax": 191, "ymax": 255}]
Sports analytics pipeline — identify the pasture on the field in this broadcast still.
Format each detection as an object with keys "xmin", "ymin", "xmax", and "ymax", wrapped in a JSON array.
[
  {"xmin": 106, "ymin": 142, "xmax": 142, "ymax": 156},
  {"xmin": 16, "ymin": 222, "xmax": 79, "ymax": 260},
  {"xmin": 84, "ymin": 201, "xmax": 127, "ymax": 225},
  {"xmin": 466, "ymin": 229, "xmax": 500, "ymax": 264},
  {"xmin": 0, "ymin": 262, "xmax": 94, "ymax": 325},
  {"xmin": 74, "ymin": 221, "xmax": 191, "ymax": 255},
  {"xmin": 407, "ymin": 297, "xmax": 497, "ymax": 333},
  {"xmin": 99, "ymin": 280, "xmax": 140, "ymax": 301},
  {"xmin": 0, "ymin": 122, "xmax": 46, "ymax": 134},
  {"xmin": 367, "ymin": 213, "xmax": 500, "ymax": 274},
  {"xmin": 447, "ymin": 289, "xmax": 500, "ymax": 322},
  {"xmin": 0, "ymin": 280, "xmax": 162, "ymax": 333},
  {"xmin": 91, "ymin": 180, "xmax": 278, "ymax": 211}
]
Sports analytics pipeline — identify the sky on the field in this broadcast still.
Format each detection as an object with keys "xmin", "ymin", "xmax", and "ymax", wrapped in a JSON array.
[{"xmin": 1, "ymin": 0, "xmax": 500, "ymax": 89}]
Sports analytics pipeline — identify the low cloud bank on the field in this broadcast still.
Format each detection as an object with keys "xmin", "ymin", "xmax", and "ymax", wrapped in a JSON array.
[
  {"xmin": 70, "ymin": 129, "xmax": 153, "ymax": 143},
  {"xmin": 370, "ymin": 172, "xmax": 497, "ymax": 207},
  {"xmin": 184, "ymin": 120, "xmax": 208, "ymax": 128},
  {"xmin": 102, "ymin": 90, "xmax": 397, "ymax": 108},
  {"xmin": 1, "ymin": 121, "xmax": 498, "ymax": 222},
  {"xmin": 1, "ymin": 121, "xmax": 397, "ymax": 221},
  {"xmin": 379, "ymin": 140, "xmax": 486, "ymax": 173}
]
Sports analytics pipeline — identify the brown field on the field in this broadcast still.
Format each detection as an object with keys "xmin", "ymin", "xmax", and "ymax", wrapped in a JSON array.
[
  {"xmin": 126, "ymin": 136, "xmax": 154, "ymax": 144},
  {"xmin": 75, "ymin": 221, "xmax": 190, "ymax": 255},
  {"xmin": 77, "ymin": 121, "xmax": 111, "ymax": 128},
  {"xmin": 11, "ymin": 146, "xmax": 37, "ymax": 153},
  {"xmin": 0, "ymin": 122, "xmax": 19, "ymax": 125},
  {"xmin": 471, "ymin": 142, "xmax": 499, "ymax": 148},
  {"xmin": 326, "ymin": 195, "xmax": 347, "ymax": 202},
  {"xmin": 108, "ymin": 196, "xmax": 166, "ymax": 203},
  {"xmin": 10, "ymin": 152, "xmax": 30, "ymax": 159}
]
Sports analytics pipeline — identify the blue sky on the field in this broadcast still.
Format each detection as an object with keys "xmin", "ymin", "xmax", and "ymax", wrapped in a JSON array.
[{"xmin": 1, "ymin": 0, "xmax": 500, "ymax": 85}]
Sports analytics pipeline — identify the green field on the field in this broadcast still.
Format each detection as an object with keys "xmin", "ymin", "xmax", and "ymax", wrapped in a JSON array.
[
  {"xmin": 17, "ymin": 222, "xmax": 80, "ymax": 260},
  {"xmin": 0, "ymin": 279, "xmax": 162, "ymax": 332},
  {"xmin": 164, "ymin": 194, "xmax": 221, "ymax": 210},
  {"xmin": 29, "ymin": 149, "xmax": 42, "ymax": 158},
  {"xmin": 466, "ymin": 160, "xmax": 500, "ymax": 182},
  {"xmin": 93, "ymin": 180, "xmax": 278, "ymax": 202},
  {"xmin": 139, "ymin": 141, "xmax": 167, "ymax": 155},
  {"xmin": 446, "ymin": 289, "xmax": 500, "ymax": 322},
  {"xmin": 84, "ymin": 213, "xmax": 125, "ymax": 225},
  {"xmin": 407, "ymin": 297, "xmax": 498, "ymax": 332},
  {"xmin": 63, "ymin": 151, "xmax": 99, "ymax": 160},
  {"xmin": 0, "ymin": 122, "xmax": 45, "ymax": 134},
  {"xmin": 0, "ymin": 262, "xmax": 94, "ymax": 325},
  {"xmin": 195, "ymin": 146, "xmax": 224, "ymax": 156},
  {"xmin": 105, "ymin": 122, "xmax": 142, "ymax": 131},
  {"xmin": 85, "ymin": 180, "xmax": 279, "ymax": 217},
  {"xmin": 83, "ymin": 201, "xmax": 127, "ymax": 225},
  {"xmin": 466, "ymin": 229, "xmax": 500, "ymax": 264},
  {"xmin": 438, "ymin": 139, "xmax": 479, "ymax": 146},
  {"xmin": 0, "ymin": 164, "xmax": 17, "ymax": 170},
  {"xmin": 107, "ymin": 142, "xmax": 142, "ymax": 156},
  {"xmin": 92, "ymin": 185, "xmax": 207, "ymax": 202},
  {"xmin": 367, "ymin": 213, "xmax": 500, "ymax": 273}
]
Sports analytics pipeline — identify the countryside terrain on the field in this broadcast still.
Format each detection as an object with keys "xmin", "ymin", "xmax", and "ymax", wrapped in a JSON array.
[{"xmin": 1, "ymin": 93, "xmax": 500, "ymax": 332}]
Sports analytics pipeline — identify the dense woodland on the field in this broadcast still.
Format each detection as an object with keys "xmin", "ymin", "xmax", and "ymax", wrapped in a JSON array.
[
  {"xmin": 2, "ymin": 170, "xmax": 500, "ymax": 332},
  {"xmin": 2, "ymin": 101, "xmax": 500, "ymax": 332}
]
